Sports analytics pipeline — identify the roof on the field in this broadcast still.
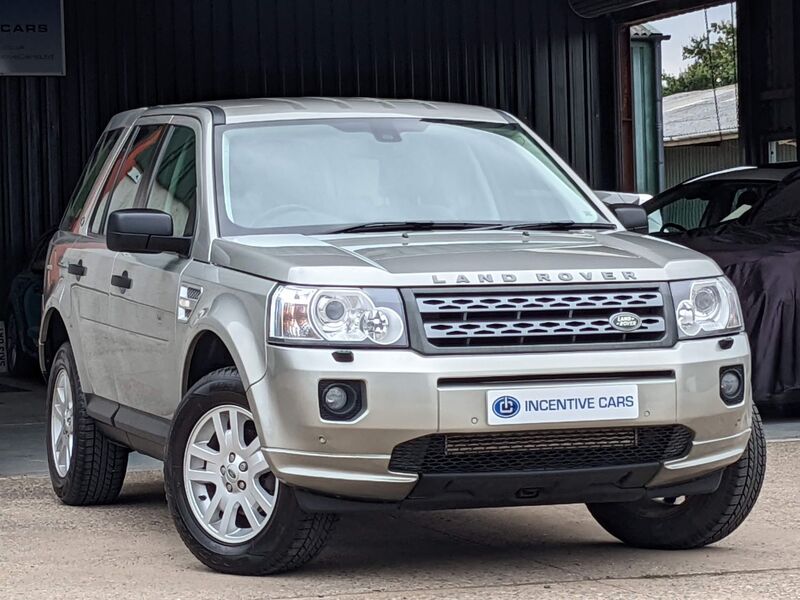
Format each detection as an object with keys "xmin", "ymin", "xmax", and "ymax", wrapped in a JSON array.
[
  {"xmin": 630, "ymin": 24, "xmax": 670, "ymax": 41},
  {"xmin": 685, "ymin": 165, "xmax": 797, "ymax": 184},
  {"xmin": 663, "ymin": 84, "xmax": 739, "ymax": 146},
  {"xmin": 148, "ymin": 97, "xmax": 509, "ymax": 124}
]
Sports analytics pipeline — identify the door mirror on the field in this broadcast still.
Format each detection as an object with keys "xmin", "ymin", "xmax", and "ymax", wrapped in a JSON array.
[
  {"xmin": 107, "ymin": 209, "xmax": 191, "ymax": 255},
  {"xmin": 608, "ymin": 204, "xmax": 649, "ymax": 234}
]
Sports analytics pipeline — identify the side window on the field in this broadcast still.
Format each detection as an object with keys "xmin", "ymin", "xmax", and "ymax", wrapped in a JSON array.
[
  {"xmin": 60, "ymin": 129, "xmax": 123, "ymax": 233},
  {"xmin": 91, "ymin": 124, "xmax": 167, "ymax": 234},
  {"xmin": 145, "ymin": 126, "xmax": 197, "ymax": 236}
]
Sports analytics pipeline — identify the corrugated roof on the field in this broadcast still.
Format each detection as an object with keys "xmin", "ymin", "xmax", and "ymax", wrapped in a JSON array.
[
  {"xmin": 630, "ymin": 23, "xmax": 668, "ymax": 40},
  {"xmin": 663, "ymin": 84, "xmax": 739, "ymax": 145}
]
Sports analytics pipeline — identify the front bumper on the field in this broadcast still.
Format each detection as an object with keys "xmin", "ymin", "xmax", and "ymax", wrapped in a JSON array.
[{"xmin": 249, "ymin": 334, "xmax": 752, "ymax": 503}]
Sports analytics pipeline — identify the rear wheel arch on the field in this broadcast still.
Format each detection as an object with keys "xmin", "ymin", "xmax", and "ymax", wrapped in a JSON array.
[{"xmin": 41, "ymin": 308, "xmax": 70, "ymax": 376}]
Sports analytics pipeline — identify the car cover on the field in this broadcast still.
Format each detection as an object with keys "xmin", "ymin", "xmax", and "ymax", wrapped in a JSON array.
[{"xmin": 664, "ymin": 220, "xmax": 800, "ymax": 407}]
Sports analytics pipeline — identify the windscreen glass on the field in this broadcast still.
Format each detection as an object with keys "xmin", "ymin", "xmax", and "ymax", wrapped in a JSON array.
[{"xmin": 217, "ymin": 118, "xmax": 606, "ymax": 234}]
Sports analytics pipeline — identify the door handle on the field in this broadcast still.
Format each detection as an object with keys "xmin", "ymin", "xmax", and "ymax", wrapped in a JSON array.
[
  {"xmin": 111, "ymin": 271, "xmax": 132, "ymax": 290},
  {"xmin": 67, "ymin": 261, "xmax": 87, "ymax": 277}
]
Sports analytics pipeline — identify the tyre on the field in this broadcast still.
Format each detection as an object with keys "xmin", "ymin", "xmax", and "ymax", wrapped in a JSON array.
[
  {"xmin": 6, "ymin": 311, "xmax": 36, "ymax": 377},
  {"xmin": 164, "ymin": 367, "xmax": 335, "ymax": 575},
  {"xmin": 587, "ymin": 406, "xmax": 766, "ymax": 549},
  {"xmin": 46, "ymin": 342, "xmax": 129, "ymax": 505}
]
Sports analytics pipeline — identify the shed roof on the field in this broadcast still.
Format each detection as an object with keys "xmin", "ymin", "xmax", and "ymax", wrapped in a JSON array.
[
  {"xmin": 663, "ymin": 84, "xmax": 739, "ymax": 146},
  {"xmin": 630, "ymin": 23, "xmax": 670, "ymax": 41}
]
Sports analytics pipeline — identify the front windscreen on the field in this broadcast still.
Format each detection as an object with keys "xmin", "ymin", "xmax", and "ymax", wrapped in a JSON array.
[{"xmin": 216, "ymin": 118, "xmax": 606, "ymax": 235}]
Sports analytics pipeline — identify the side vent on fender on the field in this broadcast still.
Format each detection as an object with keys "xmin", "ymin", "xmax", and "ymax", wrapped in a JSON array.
[{"xmin": 178, "ymin": 285, "xmax": 203, "ymax": 323}]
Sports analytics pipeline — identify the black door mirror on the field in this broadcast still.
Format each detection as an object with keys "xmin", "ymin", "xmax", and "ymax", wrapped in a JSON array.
[
  {"xmin": 107, "ymin": 209, "xmax": 191, "ymax": 255},
  {"xmin": 608, "ymin": 203, "xmax": 649, "ymax": 234}
]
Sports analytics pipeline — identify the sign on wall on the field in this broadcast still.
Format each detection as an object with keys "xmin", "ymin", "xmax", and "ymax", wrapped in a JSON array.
[{"xmin": 0, "ymin": 0, "xmax": 64, "ymax": 76}]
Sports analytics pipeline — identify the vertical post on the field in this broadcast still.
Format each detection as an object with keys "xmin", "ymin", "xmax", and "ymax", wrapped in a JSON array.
[
  {"xmin": 794, "ymin": 0, "xmax": 800, "ymax": 158},
  {"xmin": 616, "ymin": 24, "xmax": 635, "ymax": 192},
  {"xmin": 737, "ymin": 0, "xmax": 758, "ymax": 164},
  {"xmin": 653, "ymin": 35, "xmax": 666, "ymax": 193}
]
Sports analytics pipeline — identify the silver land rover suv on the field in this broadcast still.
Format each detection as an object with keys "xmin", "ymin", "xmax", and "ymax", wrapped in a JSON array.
[{"xmin": 41, "ymin": 98, "xmax": 765, "ymax": 575}]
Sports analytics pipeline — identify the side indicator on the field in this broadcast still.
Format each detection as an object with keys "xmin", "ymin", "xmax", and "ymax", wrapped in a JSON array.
[{"xmin": 178, "ymin": 285, "xmax": 203, "ymax": 323}]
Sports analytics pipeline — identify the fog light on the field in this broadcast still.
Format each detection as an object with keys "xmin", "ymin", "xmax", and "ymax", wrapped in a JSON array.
[
  {"xmin": 719, "ymin": 366, "xmax": 744, "ymax": 405},
  {"xmin": 318, "ymin": 380, "xmax": 365, "ymax": 421},
  {"xmin": 323, "ymin": 385, "xmax": 349, "ymax": 412}
]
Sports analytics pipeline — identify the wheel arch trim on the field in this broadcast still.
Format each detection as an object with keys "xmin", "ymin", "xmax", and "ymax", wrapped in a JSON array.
[{"xmin": 181, "ymin": 295, "xmax": 267, "ymax": 391}]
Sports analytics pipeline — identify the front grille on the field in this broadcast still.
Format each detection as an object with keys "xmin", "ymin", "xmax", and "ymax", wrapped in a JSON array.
[
  {"xmin": 388, "ymin": 426, "xmax": 693, "ymax": 474},
  {"xmin": 414, "ymin": 287, "xmax": 667, "ymax": 349}
]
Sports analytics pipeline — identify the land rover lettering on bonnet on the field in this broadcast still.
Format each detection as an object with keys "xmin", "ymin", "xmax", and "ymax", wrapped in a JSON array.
[
  {"xmin": 41, "ymin": 98, "xmax": 764, "ymax": 576},
  {"xmin": 431, "ymin": 270, "xmax": 639, "ymax": 285}
]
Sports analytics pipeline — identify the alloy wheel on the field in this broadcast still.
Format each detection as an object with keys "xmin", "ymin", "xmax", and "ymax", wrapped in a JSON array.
[
  {"xmin": 183, "ymin": 404, "xmax": 279, "ymax": 543},
  {"xmin": 50, "ymin": 368, "xmax": 75, "ymax": 477}
]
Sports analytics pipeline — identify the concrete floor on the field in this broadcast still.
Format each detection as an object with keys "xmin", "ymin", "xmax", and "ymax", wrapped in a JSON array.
[
  {"xmin": 0, "ymin": 375, "xmax": 159, "ymax": 476},
  {"xmin": 1, "ymin": 444, "xmax": 798, "ymax": 598},
  {"xmin": 2, "ymin": 374, "xmax": 800, "ymax": 598}
]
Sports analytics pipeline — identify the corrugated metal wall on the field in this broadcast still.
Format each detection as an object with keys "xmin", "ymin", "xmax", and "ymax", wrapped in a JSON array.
[
  {"xmin": 739, "ymin": 0, "xmax": 799, "ymax": 164},
  {"xmin": 664, "ymin": 139, "xmax": 745, "ymax": 189},
  {"xmin": 0, "ymin": 0, "xmax": 617, "ymax": 306}
]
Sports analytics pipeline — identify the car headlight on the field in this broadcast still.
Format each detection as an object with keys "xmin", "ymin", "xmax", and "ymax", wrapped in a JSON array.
[
  {"xmin": 670, "ymin": 277, "xmax": 744, "ymax": 339},
  {"xmin": 269, "ymin": 285, "xmax": 407, "ymax": 346}
]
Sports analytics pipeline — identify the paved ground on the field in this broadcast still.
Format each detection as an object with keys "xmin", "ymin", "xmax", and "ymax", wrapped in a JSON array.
[
  {"xmin": 0, "ymin": 375, "xmax": 158, "ymax": 476},
  {"xmin": 2, "ymin": 374, "xmax": 800, "ymax": 598},
  {"xmin": 1, "ymin": 442, "xmax": 799, "ymax": 599}
]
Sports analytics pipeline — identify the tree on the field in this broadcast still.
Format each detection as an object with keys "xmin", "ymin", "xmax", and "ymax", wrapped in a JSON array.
[{"xmin": 662, "ymin": 21, "xmax": 737, "ymax": 96}]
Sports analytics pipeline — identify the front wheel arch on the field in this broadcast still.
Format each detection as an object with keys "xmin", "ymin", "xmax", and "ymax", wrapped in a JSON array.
[{"xmin": 182, "ymin": 330, "xmax": 236, "ymax": 395}]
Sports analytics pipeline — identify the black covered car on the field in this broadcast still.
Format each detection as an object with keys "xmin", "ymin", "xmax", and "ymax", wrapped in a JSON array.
[{"xmin": 645, "ymin": 165, "xmax": 800, "ymax": 410}]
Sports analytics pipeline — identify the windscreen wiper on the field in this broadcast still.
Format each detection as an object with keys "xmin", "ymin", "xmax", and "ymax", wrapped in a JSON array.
[
  {"xmin": 330, "ymin": 221, "xmax": 496, "ymax": 234},
  {"xmin": 480, "ymin": 220, "xmax": 617, "ymax": 231}
]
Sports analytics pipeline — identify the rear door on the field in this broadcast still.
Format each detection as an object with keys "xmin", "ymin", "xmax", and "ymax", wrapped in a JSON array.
[
  {"xmin": 107, "ymin": 117, "xmax": 199, "ymax": 418},
  {"xmin": 58, "ymin": 127, "xmax": 126, "ymax": 398}
]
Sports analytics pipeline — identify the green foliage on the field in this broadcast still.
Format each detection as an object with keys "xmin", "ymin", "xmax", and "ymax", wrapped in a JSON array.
[{"xmin": 662, "ymin": 21, "xmax": 737, "ymax": 96}]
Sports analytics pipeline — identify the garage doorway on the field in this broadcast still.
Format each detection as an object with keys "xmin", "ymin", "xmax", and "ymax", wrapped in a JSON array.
[{"xmin": 629, "ymin": 3, "xmax": 744, "ymax": 193}]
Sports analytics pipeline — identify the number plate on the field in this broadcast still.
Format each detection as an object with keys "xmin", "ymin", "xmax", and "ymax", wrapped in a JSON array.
[{"xmin": 487, "ymin": 384, "xmax": 639, "ymax": 425}]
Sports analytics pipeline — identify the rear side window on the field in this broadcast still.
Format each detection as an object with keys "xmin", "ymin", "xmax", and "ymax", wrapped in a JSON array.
[
  {"xmin": 91, "ymin": 124, "xmax": 167, "ymax": 234},
  {"xmin": 146, "ymin": 126, "xmax": 197, "ymax": 236},
  {"xmin": 60, "ymin": 129, "xmax": 123, "ymax": 233}
]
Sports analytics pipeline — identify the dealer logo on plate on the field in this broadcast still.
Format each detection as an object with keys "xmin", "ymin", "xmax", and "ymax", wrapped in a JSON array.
[
  {"xmin": 609, "ymin": 311, "xmax": 642, "ymax": 332},
  {"xmin": 492, "ymin": 396, "xmax": 521, "ymax": 419}
]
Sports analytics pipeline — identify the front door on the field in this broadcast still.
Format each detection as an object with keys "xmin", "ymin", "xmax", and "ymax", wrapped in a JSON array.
[
  {"xmin": 108, "ymin": 119, "xmax": 199, "ymax": 418},
  {"xmin": 75, "ymin": 121, "xmax": 170, "ymax": 401}
]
